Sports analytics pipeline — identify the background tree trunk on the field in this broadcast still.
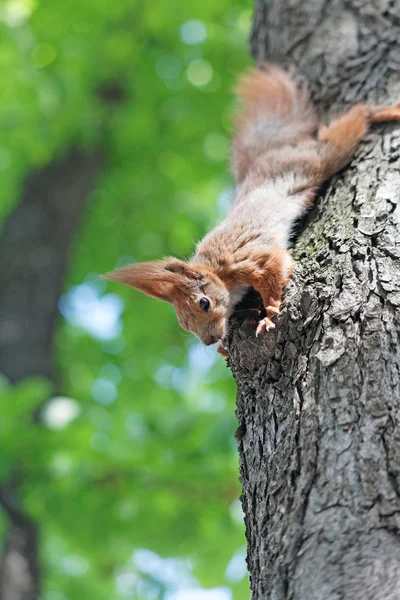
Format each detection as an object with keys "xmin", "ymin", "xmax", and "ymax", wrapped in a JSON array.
[
  {"xmin": 229, "ymin": 1, "xmax": 400, "ymax": 599},
  {"xmin": 0, "ymin": 150, "xmax": 101, "ymax": 600}
]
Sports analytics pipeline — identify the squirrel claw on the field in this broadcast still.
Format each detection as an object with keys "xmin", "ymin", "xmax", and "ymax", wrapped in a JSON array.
[{"xmin": 255, "ymin": 317, "xmax": 276, "ymax": 337}]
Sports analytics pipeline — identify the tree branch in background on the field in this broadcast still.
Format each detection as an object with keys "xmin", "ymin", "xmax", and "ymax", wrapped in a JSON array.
[{"xmin": 0, "ymin": 150, "xmax": 101, "ymax": 600}]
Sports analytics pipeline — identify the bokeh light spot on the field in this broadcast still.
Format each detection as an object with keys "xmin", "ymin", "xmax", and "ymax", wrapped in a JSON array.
[
  {"xmin": 49, "ymin": 452, "xmax": 74, "ymax": 477},
  {"xmin": 61, "ymin": 555, "xmax": 89, "ymax": 577},
  {"xmin": 59, "ymin": 282, "xmax": 124, "ymax": 341},
  {"xmin": 236, "ymin": 9, "xmax": 252, "ymax": 34},
  {"xmin": 99, "ymin": 363, "xmax": 122, "ymax": 385},
  {"xmin": 43, "ymin": 397, "xmax": 81, "ymax": 430},
  {"xmin": 179, "ymin": 20, "xmax": 207, "ymax": 45},
  {"xmin": 91, "ymin": 378, "xmax": 118, "ymax": 405},
  {"xmin": 225, "ymin": 547, "xmax": 247, "ymax": 583},
  {"xmin": 187, "ymin": 60, "xmax": 213, "ymax": 87},
  {"xmin": 1, "ymin": 0, "xmax": 34, "ymax": 27}
]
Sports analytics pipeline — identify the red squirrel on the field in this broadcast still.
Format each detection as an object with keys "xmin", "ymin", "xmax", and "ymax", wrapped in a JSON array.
[{"xmin": 103, "ymin": 65, "xmax": 400, "ymax": 357}]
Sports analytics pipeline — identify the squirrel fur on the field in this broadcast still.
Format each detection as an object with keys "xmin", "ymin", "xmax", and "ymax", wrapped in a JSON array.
[{"xmin": 103, "ymin": 65, "xmax": 400, "ymax": 356}]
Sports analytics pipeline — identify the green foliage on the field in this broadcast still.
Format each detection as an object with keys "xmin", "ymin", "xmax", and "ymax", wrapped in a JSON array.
[{"xmin": 0, "ymin": 0, "xmax": 252, "ymax": 597}]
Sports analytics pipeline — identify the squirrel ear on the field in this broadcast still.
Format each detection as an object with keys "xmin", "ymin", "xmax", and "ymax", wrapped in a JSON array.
[{"xmin": 101, "ymin": 258, "xmax": 192, "ymax": 303}]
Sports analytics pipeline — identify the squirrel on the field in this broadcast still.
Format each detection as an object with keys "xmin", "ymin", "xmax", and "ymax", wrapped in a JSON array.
[{"xmin": 103, "ymin": 65, "xmax": 400, "ymax": 357}]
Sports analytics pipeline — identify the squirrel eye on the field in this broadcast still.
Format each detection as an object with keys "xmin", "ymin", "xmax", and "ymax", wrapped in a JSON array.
[{"xmin": 199, "ymin": 297, "xmax": 210, "ymax": 312}]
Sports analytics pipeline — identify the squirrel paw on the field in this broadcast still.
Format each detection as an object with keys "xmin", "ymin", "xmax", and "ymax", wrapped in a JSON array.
[
  {"xmin": 266, "ymin": 305, "xmax": 280, "ymax": 318},
  {"xmin": 217, "ymin": 340, "xmax": 229, "ymax": 357},
  {"xmin": 255, "ymin": 317, "xmax": 276, "ymax": 336},
  {"xmin": 255, "ymin": 303, "xmax": 280, "ymax": 336}
]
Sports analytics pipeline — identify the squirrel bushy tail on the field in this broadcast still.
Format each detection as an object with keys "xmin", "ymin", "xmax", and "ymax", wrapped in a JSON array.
[{"xmin": 231, "ymin": 65, "xmax": 319, "ymax": 183}]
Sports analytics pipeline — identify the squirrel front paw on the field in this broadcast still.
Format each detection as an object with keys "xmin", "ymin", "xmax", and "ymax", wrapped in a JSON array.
[
  {"xmin": 217, "ymin": 339, "xmax": 229, "ymax": 357},
  {"xmin": 255, "ymin": 317, "xmax": 276, "ymax": 336},
  {"xmin": 266, "ymin": 304, "xmax": 280, "ymax": 318},
  {"xmin": 255, "ymin": 304, "xmax": 280, "ymax": 337}
]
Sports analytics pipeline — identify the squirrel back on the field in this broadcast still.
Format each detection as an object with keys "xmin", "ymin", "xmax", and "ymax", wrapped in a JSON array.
[{"xmin": 231, "ymin": 66, "xmax": 319, "ymax": 183}]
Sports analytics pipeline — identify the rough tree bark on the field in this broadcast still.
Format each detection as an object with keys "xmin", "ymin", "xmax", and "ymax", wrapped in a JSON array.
[
  {"xmin": 229, "ymin": 1, "xmax": 400, "ymax": 599},
  {"xmin": 0, "ymin": 151, "xmax": 101, "ymax": 600}
]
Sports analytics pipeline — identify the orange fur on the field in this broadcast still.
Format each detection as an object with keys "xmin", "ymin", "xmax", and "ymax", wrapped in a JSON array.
[
  {"xmin": 103, "ymin": 65, "xmax": 400, "ymax": 355},
  {"xmin": 232, "ymin": 65, "xmax": 318, "ymax": 183}
]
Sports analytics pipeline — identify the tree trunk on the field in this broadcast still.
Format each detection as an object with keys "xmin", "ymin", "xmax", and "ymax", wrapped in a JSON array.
[
  {"xmin": 230, "ymin": 1, "xmax": 400, "ymax": 599},
  {"xmin": 0, "ymin": 150, "xmax": 101, "ymax": 600}
]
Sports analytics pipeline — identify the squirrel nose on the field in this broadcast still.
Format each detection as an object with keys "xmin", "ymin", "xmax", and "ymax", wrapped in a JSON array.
[{"xmin": 206, "ymin": 335, "xmax": 218, "ymax": 346}]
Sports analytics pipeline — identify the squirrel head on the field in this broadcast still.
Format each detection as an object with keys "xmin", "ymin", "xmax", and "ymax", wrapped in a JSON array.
[{"xmin": 102, "ymin": 258, "xmax": 229, "ymax": 346}]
